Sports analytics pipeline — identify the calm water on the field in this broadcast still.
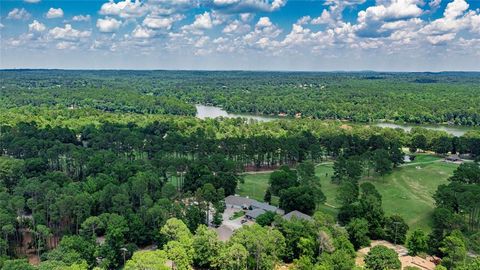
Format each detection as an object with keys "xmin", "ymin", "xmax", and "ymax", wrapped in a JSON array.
[
  {"xmin": 196, "ymin": 105, "xmax": 475, "ymax": 136},
  {"xmin": 373, "ymin": 123, "xmax": 474, "ymax": 137},
  {"xmin": 195, "ymin": 104, "xmax": 274, "ymax": 122}
]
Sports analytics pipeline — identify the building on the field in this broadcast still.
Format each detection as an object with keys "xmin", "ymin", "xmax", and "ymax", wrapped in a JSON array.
[
  {"xmin": 245, "ymin": 209, "xmax": 266, "ymax": 220},
  {"xmin": 445, "ymin": 154, "xmax": 462, "ymax": 162},
  {"xmin": 282, "ymin": 210, "xmax": 313, "ymax": 221},
  {"xmin": 225, "ymin": 195, "xmax": 284, "ymax": 215}
]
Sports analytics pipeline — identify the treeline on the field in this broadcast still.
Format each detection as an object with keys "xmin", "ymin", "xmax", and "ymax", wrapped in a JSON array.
[
  {"xmin": 430, "ymin": 162, "xmax": 480, "ymax": 269},
  {"xmin": 2, "ymin": 70, "xmax": 480, "ymax": 125}
]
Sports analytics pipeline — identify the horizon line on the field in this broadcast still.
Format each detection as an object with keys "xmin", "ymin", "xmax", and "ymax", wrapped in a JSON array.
[{"xmin": 1, "ymin": 68, "xmax": 480, "ymax": 73}]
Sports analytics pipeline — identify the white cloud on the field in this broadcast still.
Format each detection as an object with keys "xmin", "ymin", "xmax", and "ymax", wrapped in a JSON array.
[
  {"xmin": 143, "ymin": 14, "xmax": 184, "ymax": 30},
  {"xmin": 420, "ymin": 0, "xmax": 477, "ymax": 45},
  {"xmin": 24, "ymin": 0, "xmax": 41, "ymax": 3},
  {"xmin": 443, "ymin": 0, "xmax": 468, "ymax": 19},
  {"xmin": 357, "ymin": 0, "xmax": 423, "ymax": 23},
  {"xmin": 96, "ymin": 17, "xmax": 122, "ymax": 33},
  {"xmin": 194, "ymin": 36, "xmax": 209, "ymax": 48},
  {"xmin": 46, "ymin": 8, "xmax": 64, "ymax": 19},
  {"xmin": 192, "ymin": 12, "xmax": 213, "ymax": 29},
  {"xmin": 56, "ymin": 41, "xmax": 77, "ymax": 50},
  {"xmin": 354, "ymin": 0, "xmax": 424, "ymax": 38},
  {"xmin": 29, "ymin": 20, "xmax": 46, "ymax": 32},
  {"xmin": 7, "ymin": 8, "xmax": 31, "ymax": 20},
  {"xmin": 296, "ymin": 16, "xmax": 311, "ymax": 25},
  {"xmin": 212, "ymin": 0, "xmax": 287, "ymax": 13},
  {"xmin": 182, "ymin": 12, "xmax": 213, "ymax": 32},
  {"xmin": 256, "ymin": 17, "xmax": 273, "ymax": 28},
  {"xmin": 311, "ymin": 10, "xmax": 335, "ymax": 25},
  {"xmin": 223, "ymin": 20, "xmax": 250, "ymax": 34},
  {"xmin": 132, "ymin": 26, "xmax": 155, "ymax": 38},
  {"xmin": 0, "ymin": 23, "xmax": 4, "ymax": 29},
  {"xmin": 240, "ymin": 13, "xmax": 254, "ymax": 22},
  {"xmin": 72, "ymin": 15, "xmax": 91, "ymax": 22},
  {"xmin": 242, "ymin": 16, "xmax": 282, "ymax": 50},
  {"xmin": 49, "ymin": 24, "xmax": 91, "ymax": 41},
  {"xmin": 426, "ymin": 32, "xmax": 456, "ymax": 45},
  {"xmin": 100, "ymin": 0, "xmax": 146, "ymax": 18}
]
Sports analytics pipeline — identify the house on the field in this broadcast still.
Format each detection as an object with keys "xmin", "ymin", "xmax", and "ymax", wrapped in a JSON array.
[
  {"xmin": 282, "ymin": 210, "xmax": 313, "ymax": 222},
  {"xmin": 445, "ymin": 154, "xmax": 462, "ymax": 163},
  {"xmin": 245, "ymin": 209, "xmax": 266, "ymax": 220},
  {"xmin": 225, "ymin": 195, "xmax": 284, "ymax": 215}
]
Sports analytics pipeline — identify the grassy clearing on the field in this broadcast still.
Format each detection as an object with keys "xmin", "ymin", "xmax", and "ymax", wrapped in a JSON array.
[
  {"xmin": 237, "ymin": 173, "xmax": 279, "ymax": 205},
  {"xmin": 237, "ymin": 155, "xmax": 459, "ymax": 231}
]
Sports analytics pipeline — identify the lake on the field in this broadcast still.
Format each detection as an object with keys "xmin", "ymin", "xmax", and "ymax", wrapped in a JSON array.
[
  {"xmin": 196, "ymin": 105, "xmax": 475, "ymax": 136},
  {"xmin": 195, "ymin": 104, "xmax": 274, "ymax": 122},
  {"xmin": 373, "ymin": 123, "xmax": 474, "ymax": 137}
]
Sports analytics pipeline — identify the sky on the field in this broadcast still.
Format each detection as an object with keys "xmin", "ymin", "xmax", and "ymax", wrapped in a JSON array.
[{"xmin": 1, "ymin": 0, "xmax": 480, "ymax": 71}]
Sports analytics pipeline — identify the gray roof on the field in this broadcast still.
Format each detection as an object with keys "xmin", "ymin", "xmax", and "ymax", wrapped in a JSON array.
[
  {"xmin": 282, "ymin": 210, "xmax": 313, "ymax": 221},
  {"xmin": 225, "ymin": 195, "xmax": 284, "ymax": 214},
  {"xmin": 245, "ymin": 208, "xmax": 266, "ymax": 219},
  {"xmin": 225, "ymin": 195, "xmax": 256, "ymax": 207},
  {"xmin": 251, "ymin": 201, "xmax": 278, "ymax": 212}
]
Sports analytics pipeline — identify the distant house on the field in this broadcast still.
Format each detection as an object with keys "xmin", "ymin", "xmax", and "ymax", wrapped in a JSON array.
[
  {"xmin": 282, "ymin": 210, "xmax": 313, "ymax": 222},
  {"xmin": 445, "ymin": 154, "xmax": 462, "ymax": 163},
  {"xmin": 225, "ymin": 195, "xmax": 284, "ymax": 215},
  {"xmin": 245, "ymin": 209, "xmax": 266, "ymax": 220}
]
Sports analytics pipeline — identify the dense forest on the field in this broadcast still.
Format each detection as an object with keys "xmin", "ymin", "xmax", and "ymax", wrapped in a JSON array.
[
  {"xmin": 1, "ymin": 70, "xmax": 480, "ymax": 126},
  {"xmin": 0, "ymin": 70, "xmax": 479, "ymax": 269}
]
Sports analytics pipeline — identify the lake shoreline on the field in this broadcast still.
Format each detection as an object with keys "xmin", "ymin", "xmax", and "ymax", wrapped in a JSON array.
[{"xmin": 195, "ymin": 104, "xmax": 479, "ymax": 137}]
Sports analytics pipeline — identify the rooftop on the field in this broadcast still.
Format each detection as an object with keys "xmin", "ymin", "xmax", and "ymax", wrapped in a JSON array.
[
  {"xmin": 282, "ymin": 210, "xmax": 313, "ymax": 221},
  {"xmin": 245, "ymin": 208, "xmax": 266, "ymax": 219}
]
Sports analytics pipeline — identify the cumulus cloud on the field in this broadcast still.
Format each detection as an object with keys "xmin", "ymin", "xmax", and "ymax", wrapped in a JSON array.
[
  {"xmin": 56, "ymin": 41, "xmax": 77, "ymax": 50},
  {"xmin": 211, "ymin": 0, "xmax": 287, "ymax": 13},
  {"xmin": 311, "ymin": 10, "xmax": 335, "ymax": 25},
  {"xmin": 72, "ymin": 15, "xmax": 91, "ymax": 22},
  {"xmin": 96, "ymin": 17, "xmax": 122, "ymax": 33},
  {"xmin": 46, "ymin": 8, "xmax": 64, "ymax": 19},
  {"xmin": 182, "ymin": 12, "xmax": 213, "ymax": 32},
  {"xmin": 143, "ymin": 14, "xmax": 184, "ymax": 30},
  {"xmin": 7, "ymin": 8, "xmax": 31, "ymax": 20},
  {"xmin": 420, "ymin": 0, "xmax": 475, "ymax": 44},
  {"xmin": 100, "ymin": 0, "xmax": 147, "ymax": 18},
  {"xmin": 354, "ymin": 0, "xmax": 424, "ymax": 38},
  {"xmin": 29, "ymin": 20, "xmax": 46, "ymax": 32},
  {"xmin": 132, "ymin": 25, "xmax": 156, "ymax": 38},
  {"xmin": 443, "ymin": 0, "xmax": 468, "ymax": 19},
  {"xmin": 223, "ymin": 20, "xmax": 250, "ymax": 34},
  {"xmin": 24, "ymin": 0, "xmax": 41, "ymax": 3},
  {"xmin": 49, "ymin": 24, "xmax": 91, "ymax": 41}
]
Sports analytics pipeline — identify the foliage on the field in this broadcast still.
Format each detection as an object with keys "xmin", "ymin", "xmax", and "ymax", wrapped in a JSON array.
[
  {"xmin": 364, "ymin": 245, "xmax": 401, "ymax": 270},
  {"xmin": 346, "ymin": 218, "xmax": 371, "ymax": 250},
  {"xmin": 124, "ymin": 250, "xmax": 169, "ymax": 270},
  {"xmin": 256, "ymin": 211, "xmax": 277, "ymax": 227},
  {"xmin": 230, "ymin": 224, "xmax": 286, "ymax": 270},
  {"xmin": 406, "ymin": 229, "xmax": 429, "ymax": 256}
]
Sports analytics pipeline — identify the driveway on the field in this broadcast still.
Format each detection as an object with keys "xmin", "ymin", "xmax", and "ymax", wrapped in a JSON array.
[{"xmin": 214, "ymin": 207, "xmax": 253, "ymax": 241}]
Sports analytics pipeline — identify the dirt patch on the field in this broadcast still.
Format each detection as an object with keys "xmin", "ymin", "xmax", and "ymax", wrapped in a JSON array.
[{"xmin": 356, "ymin": 240, "xmax": 438, "ymax": 270}]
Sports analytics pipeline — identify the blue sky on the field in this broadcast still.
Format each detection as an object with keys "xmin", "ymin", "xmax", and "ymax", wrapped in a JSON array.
[{"xmin": 1, "ymin": 0, "xmax": 480, "ymax": 71}]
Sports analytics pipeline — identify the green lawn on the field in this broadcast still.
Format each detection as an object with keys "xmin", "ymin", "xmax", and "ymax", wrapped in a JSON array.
[
  {"xmin": 237, "ymin": 173, "xmax": 280, "ymax": 205},
  {"xmin": 237, "ymin": 156, "xmax": 459, "ymax": 231}
]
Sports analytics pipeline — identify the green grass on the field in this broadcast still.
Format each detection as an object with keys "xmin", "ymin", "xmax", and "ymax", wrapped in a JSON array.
[
  {"xmin": 230, "ymin": 211, "xmax": 245, "ymax": 220},
  {"xmin": 237, "ymin": 155, "xmax": 459, "ymax": 231},
  {"xmin": 237, "ymin": 173, "xmax": 279, "ymax": 205}
]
